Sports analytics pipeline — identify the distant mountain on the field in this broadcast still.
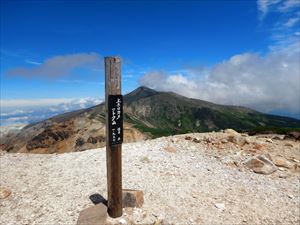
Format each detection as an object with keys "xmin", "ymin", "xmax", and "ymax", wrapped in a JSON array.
[
  {"xmin": 1, "ymin": 86, "xmax": 299, "ymax": 153},
  {"xmin": 122, "ymin": 86, "xmax": 300, "ymax": 135}
]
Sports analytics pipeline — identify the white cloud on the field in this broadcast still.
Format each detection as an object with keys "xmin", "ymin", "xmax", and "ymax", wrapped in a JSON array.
[
  {"xmin": 7, "ymin": 52, "xmax": 103, "ymax": 78},
  {"xmin": 140, "ymin": 47, "xmax": 300, "ymax": 114},
  {"xmin": 141, "ymin": 1, "xmax": 300, "ymax": 115},
  {"xmin": 257, "ymin": 0, "xmax": 300, "ymax": 17},
  {"xmin": 57, "ymin": 79, "xmax": 104, "ymax": 85},
  {"xmin": 257, "ymin": 1, "xmax": 300, "ymax": 54},
  {"xmin": 283, "ymin": 17, "xmax": 300, "ymax": 27},
  {"xmin": 6, "ymin": 116, "xmax": 29, "ymax": 122},
  {"xmin": 278, "ymin": 0, "xmax": 300, "ymax": 12},
  {"xmin": 123, "ymin": 74, "xmax": 134, "ymax": 78},
  {"xmin": 0, "ymin": 97, "xmax": 103, "ymax": 126},
  {"xmin": 25, "ymin": 60, "xmax": 42, "ymax": 65},
  {"xmin": 0, "ymin": 109, "xmax": 29, "ymax": 117},
  {"xmin": 0, "ymin": 97, "xmax": 103, "ymax": 109},
  {"xmin": 257, "ymin": 0, "xmax": 282, "ymax": 19},
  {"xmin": 1, "ymin": 98, "xmax": 74, "ymax": 108},
  {"xmin": 140, "ymin": 73, "xmax": 198, "ymax": 98}
]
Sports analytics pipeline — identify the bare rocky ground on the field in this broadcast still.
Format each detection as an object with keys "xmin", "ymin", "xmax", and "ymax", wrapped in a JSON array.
[{"xmin": 0, "ymin": 130, "xmax": 300, "ymax": 225}]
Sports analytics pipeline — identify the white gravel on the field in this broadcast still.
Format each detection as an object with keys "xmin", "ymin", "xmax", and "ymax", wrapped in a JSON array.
[{"xmin": 0, "ymin": 134, "xmax": 299, "ymax": 224}]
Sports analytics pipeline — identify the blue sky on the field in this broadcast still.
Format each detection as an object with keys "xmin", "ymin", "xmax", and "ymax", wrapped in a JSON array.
[{"xmin": 1, "ymin": 0, "xmax": 300, "ymax": 122}]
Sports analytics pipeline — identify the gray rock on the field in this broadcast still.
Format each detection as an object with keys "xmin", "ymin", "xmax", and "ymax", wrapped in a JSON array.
[
  {"xmin": 271, "ymin": 156, "xmax": 294, "ymax": 169},
  {"xmin": 225, "ymin": 129, "xmax": 239, "ymax": 136},
  {"xmin": 228, "ymin": 135, "xmax": 247, "ymax": 146},
  {"xmin": 245, "ymin": 155, "xmax": 277, "ymax": 174}
]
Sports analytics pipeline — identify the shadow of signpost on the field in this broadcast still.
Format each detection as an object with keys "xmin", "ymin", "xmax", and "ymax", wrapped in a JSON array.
[{"xmin": 89, "ymin": 193, "xmax": 108, "ymax": 206}]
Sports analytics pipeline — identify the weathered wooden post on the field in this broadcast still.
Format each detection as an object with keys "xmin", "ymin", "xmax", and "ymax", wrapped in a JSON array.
[{"xmin": 105, "ymin": 57, "xmax": 123, "ymax": 217}]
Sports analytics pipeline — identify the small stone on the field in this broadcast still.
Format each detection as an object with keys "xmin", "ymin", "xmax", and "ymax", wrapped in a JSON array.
[
  {"xmin": 278, "ymin": 167, "xmax": 285, "ymax": 171},
  {"xmin": 215, "ymin": 203, "xmax": 226, "ymax": 211},
  {"xmin": 265, "ymin": 138, "xmax": 273, "ymax": 143},
  {"xmin": 67, "ymin": 210, "xmax": 74, "ymax": 216},
  {"xmin": 279, "ymin": 174, "xmax": 288, "ymax": 178},
  {"xmin": 284, "ymin": 143, "xmax": 294, "ymax": 147},
  {"xmin": 142, "ymin": 211, "xmax": 147, "ymax": 218},
  {"xmin": 163, "ymin": 146, "xmax": 177, "ymax": 153},
  {"xmin": 185, "ymin": 136, "xmax": 192, "ymax": 140},
  {"xmin": 193, "ymin": 138, "xmax": 201, "ymax": 143},
  {"xmin": 204, "ymin": 137, "xmax": 213, "ymax": 143},
  {"xmin": 152, "ymin": 213, "xmax": 158, "ymax": 218},
  {"xmin": 221, "ymin": 139, "xmax": 228, "ymax": 144},
  {"xmin": 0, "ymin": 187, "xmax": 12, "ymax": 199},
  {"xmin": 119, "ymin": 218, "xmax": 127, "ymax": 225},
  {"xmin": 153, "ymin": 219, "xmax": 163, "ymax": 225},
  {"xmin": 140, "ymin": 156, "xmax": 151, "ymax": 163},
  {"xmin": 293, "ymin": 164, "xmax": 300, "ymax": 172},
  {"xmin": 288, "ymin": 194, "xmax": 295, "ymax": 199}
]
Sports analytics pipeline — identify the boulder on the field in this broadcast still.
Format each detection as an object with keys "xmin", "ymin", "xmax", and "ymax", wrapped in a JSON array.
[
  {"xmin": 245, "ymin": 154, "xmax": 277, "ymax": 174},
  {"xmin": 272, "ymin": 135, "xmax": 284, "ymax": 140},
  {"xmin": 272, "ymin": 156, "xmax": 294, "ymax": 169},
  {"xmin": 122, "ymin": 189, "xmax": 144, "ymax": 208},
  {"xmin": 227, "ymin": 135, "xmax": 247, "ymax": 146},
  {"xmin": 285, "ymin": 131, "xmax": 300, "ymax": 140},
  {"xmin": 224, "ymin": 129, "xmax": 240, "ymax": 136}
]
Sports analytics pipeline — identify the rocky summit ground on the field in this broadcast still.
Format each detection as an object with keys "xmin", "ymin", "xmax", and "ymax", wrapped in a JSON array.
[{"xmin": 0, "ymin": 130, "xmax": 299, "ymax": 225}]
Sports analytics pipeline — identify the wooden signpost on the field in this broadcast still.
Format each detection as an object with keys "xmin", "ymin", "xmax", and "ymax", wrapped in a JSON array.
[{"xmin": 105, "ymin": 57, "xmax": 123, "ymax": 218}]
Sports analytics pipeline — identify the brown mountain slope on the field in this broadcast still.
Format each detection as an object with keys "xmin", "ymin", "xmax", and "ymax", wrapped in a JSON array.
[{"xmin": 1, "ymin": 107, "xmax": 147, "ymax": 153}]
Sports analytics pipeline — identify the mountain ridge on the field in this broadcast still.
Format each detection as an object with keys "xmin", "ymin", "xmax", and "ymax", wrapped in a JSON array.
[{"xmin": 1, "ymin": 86, "xmax": 299, "ymax": 153}]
